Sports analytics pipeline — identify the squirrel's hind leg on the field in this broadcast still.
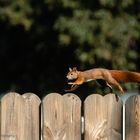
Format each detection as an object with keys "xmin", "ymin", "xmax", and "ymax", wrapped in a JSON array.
[
  {"xmin": 106, "ymin": 82, "xmax": 119, "ymax": 101},
  {"xmin": 106, "ymin": 82, "xmax": 113, "ymax": 93},
  {"xmin": 106, "ymin": 77, "xmax": 124, "ymax": 94}
]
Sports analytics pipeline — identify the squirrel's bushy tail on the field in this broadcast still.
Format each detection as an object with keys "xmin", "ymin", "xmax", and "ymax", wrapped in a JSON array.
[{"xmin": 110, "ymin": 70, "xmax": 140, "ymax": 83}]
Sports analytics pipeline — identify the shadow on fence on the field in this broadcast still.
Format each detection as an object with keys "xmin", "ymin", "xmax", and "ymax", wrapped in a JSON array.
[{"xmin": 0, "ymin": 92, "xmax": 140, "ymax": 140}]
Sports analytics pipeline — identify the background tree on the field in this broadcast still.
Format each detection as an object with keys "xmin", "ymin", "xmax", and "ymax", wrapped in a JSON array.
[{"xmin": 0, "ymin": 0, "xmax": 139, "ymax": 98}]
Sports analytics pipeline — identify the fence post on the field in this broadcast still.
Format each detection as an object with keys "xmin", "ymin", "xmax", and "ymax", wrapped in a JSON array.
[
  {"xmin": 42, "ymin": 93, "xmax": 81, "ymax": 140},
  {"xmin": 125, "ymin": 95, "xmax": 140, "ymax": 140},
  {"xmin": 84, "ymin": 94, "xmax": 123, "ymax": 140},
  {"xmin": 0, "ymin": 92, "xmax": 41, "ymax": 140}
]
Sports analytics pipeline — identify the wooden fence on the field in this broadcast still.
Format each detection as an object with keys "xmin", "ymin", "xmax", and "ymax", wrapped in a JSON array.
[{"xmin": 0, "ymin": 92, "xmax": 140, "ymax": 140}]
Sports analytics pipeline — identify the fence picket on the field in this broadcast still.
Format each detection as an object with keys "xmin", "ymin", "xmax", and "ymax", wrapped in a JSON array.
[
  {"xmin": 42, "ymin": 93, "xmax": 81, "ymax": 140},
  {"xmin": 22, "ymin": 93, "xmax": 41, "ymax": 140},
  {"xmin": 1, "ymin": 92, "xmax": 25, "ymax": 140},
  {"xmin": 0, "ymin": 92, "xmax": 40, "ymax": 140},
  {"xmin": 84, "ymin": 94, "xmax": 123, "ymax": 140},
  {"xmin": 1, "ymin": 92, "xmax": 140, "ymax": 140},
  {"xmin": 125, "ymin": 95, "xmax": 140, "ymax": 140}
]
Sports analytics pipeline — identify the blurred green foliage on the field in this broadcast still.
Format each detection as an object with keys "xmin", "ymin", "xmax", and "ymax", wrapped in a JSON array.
[
  {"xmin": 0, "ymin": 0, "xmax": 139, "ymax": 97},
  {"xmin": 0, "ymin": 0, "xmax": 32, "ymax": 29}
]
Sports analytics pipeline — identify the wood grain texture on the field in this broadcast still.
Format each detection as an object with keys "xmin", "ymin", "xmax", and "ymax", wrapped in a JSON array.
[
  {"xmin": 42, "ymin": 93, "xmax": 81, "ymax": 140},
  {"xmin": 84, "ymin": 94, "xmax": 122, "ymax": 140},
  {"xmin": 0, "ymin": 92, "xmax": 41, "ymax": 140},
  {"xmin": 125, "ymin": 95, "xmax": 140, "ymax": 140},
  {"xmin": 22, "ymin": 93, "xmax": 41, "ymax": 140}
]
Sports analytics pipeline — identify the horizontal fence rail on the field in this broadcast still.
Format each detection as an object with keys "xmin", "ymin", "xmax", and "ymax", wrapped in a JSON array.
[{"xmin": 0, "ymin": 92, "xmax": 140, "ymax": 140}]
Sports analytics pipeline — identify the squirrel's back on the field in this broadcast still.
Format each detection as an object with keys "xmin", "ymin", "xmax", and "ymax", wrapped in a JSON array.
[{"xmin": 109, "ymin": 70, "xmax": 140, "ymax": 83}]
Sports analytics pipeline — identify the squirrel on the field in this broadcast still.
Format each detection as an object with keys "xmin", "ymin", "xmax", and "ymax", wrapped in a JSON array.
[{"xmin": 65, "ymin": 67, "xmax": 140, "ymax": 94}]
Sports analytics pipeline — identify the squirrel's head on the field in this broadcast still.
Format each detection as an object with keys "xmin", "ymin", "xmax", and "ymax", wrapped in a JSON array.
[{"xmin": 66, "ymin": 67, "xmax": 79, "ymax": 81}]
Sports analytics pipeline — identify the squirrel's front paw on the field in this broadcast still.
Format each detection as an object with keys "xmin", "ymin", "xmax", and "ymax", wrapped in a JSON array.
[{"xmin": 68, "ymin": 82, "xmax": 74, "ymax": 85}]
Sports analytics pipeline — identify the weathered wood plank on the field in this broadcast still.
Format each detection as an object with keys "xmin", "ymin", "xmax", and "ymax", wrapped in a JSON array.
[
  {"xmin": 125, "ymin": 95, "xmax": 140, "ymax": 140},
  {"xmin": 84, "ymin": 94, "xmax": 122, "ymax": 140},
  {"xmin": 42, "ymin": 93, "xmax": 81, "ymax": 140},
  {"xmin": 22, "ymin": 93, "xmax": 41, "ymax": 140},
  {"xmin": 104, "ymin": 94, "xmax": 122, "ymax": 140},
  {"xmin": 63, "ymin": 94, "xmax": 81, "ymax": 140},
  {"xmin": 0, "ymin": 92, "xmax": 25, "ymax": 140},
  {"xmin": 0, "ymin": 92, "xmax": 41, "ymax": 140}
]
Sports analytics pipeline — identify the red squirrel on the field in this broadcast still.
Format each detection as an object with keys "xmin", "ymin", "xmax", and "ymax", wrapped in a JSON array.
[{"xmin": 65, "ymin": 67, "xmax": 140, "ymax": 93}]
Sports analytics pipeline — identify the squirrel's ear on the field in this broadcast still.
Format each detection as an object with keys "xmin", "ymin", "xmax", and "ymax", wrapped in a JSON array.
[
  {"xmin": 73, "ymin": 67, "xmax": 77, "ymax": 71},
  {"xmin": 69, "ymin": 67, "xmax": 72, "ymax": 71}
]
